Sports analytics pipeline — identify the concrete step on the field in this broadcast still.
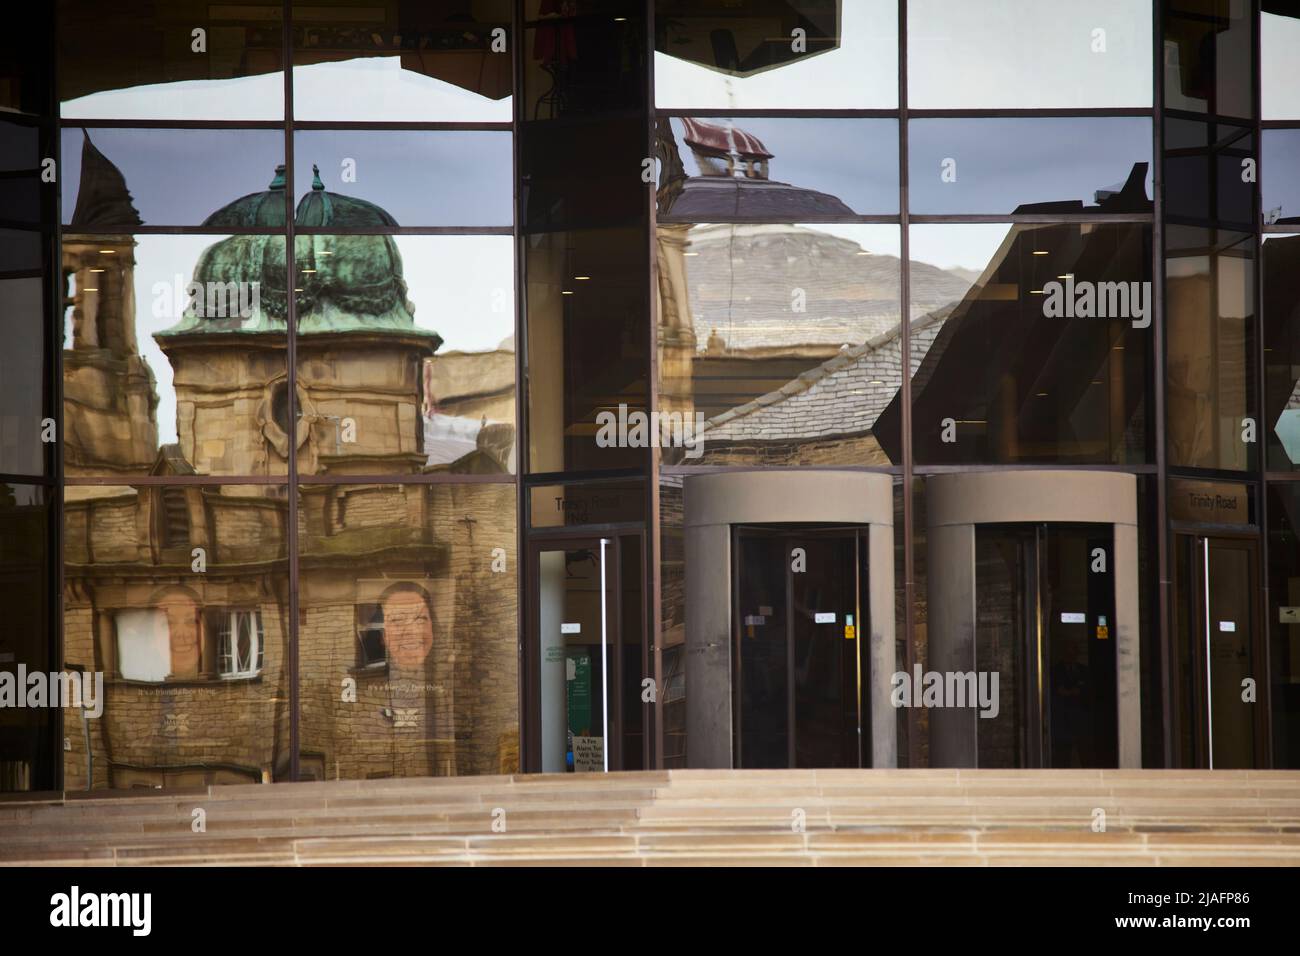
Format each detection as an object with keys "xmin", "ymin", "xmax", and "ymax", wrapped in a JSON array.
[{"xmin": 3, "ymin": 769, "xmax": 1298, "ymax": 866}]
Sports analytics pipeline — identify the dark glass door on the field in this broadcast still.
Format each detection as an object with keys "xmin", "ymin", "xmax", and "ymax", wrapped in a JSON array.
[
  {"xmin": 526, "ymin": 534, "xmax": 646, "ymax": 773},
  {"xmin": 733, "ymin": 526, "xmax": 866, "ymax": 768},
  {"xmin": 975, "ymin": 523, "xmax": 1117, "ymax": 768},
  {"xmin": 1175, "ymin": 534, "xmax": 1264, "ymax": 768}
]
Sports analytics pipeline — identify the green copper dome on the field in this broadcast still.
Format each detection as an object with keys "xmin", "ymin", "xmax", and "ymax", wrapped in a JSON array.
[
  {"xmin": 201, "ymin": 165, "xmax": 290, "ymax": 228},
  {"xmin": 158, "ymin": 167, "xmax": 440, "ymax": 347},
  {"xmin": 200, "ymin": 164, "xmax": 400, "ymax": 229}
]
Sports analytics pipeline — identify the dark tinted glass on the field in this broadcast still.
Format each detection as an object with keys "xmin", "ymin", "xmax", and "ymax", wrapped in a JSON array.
[
  {"xmin": 1164, "ymin": 118, "xmax": 1255, "ymax": 228},
  {"xmin": 524, "ymin": 1, "xmax": 646, "ymax": 120},
  {"xmin": 62, "ymin": 234, "xmax": 287, "ymax": 477},
  {"xmin": 656, "ymin": 117, "xmax": 898, "ymax": 219},
  {"xmin": 885, "ymin": 223, "xmax": 1153, "ymax": 465},
  {"xmin": 0, "ymin": 120, "xmax": 53, "ymax": 227},
  {"xmin": 656, "ymin": 222, "xmax": 901, "ymax": 466},
  {"xmin": 1264, "ymin": 234, "xmax": 1300, "ymax": 470},
  {"xmin": 0, "ymin": 484, "xmax": 51, "ymax": 791},
  {"xmin": 910, "ymin": 0, "xmax": 1152, "ymax": 108},
  {"xmin": 1268, "ymin": 483, "xmax": 1300, "ymax": 767},
  {"xmin": 1164, "ymin": 0, "xmax": 1254, "ymax": 118},
  {"xmin": 0, "ymin": 229, "xmax": 43, "ymax": 273},
  {"xmin": 59, "ymin": 0, "xmax": 285, "ymax": 120},
  {"xmin": 1263, "ymin": 7, "xmax": 1300, "ymax": 119},
  {"xmin": 297, "ymin": 482, "xmax": 518, "ymax": 780},
  {"xmin": 292, "ymin": 0, "xmax": 511, "ymax": 122},
  {"xmin": 0, "ymin": 278, "xmax": 47, "ymax": 476},
  {"xmin": 1263, "ymin": 130, "xmax": 1300, "ymax": 226},
  {"xmin": 61, "ymin": 128, "xmax": 285, "ymax": 229},
  {"xmin": 521, "ymin": 115, "xmax": 646, "ymax": 231},
  {"xmin": 0, "ymin": 5, "xmax": 54, "ymax": 115},
  {"xmin": 526, "ymin": 227, "xmax": 649, "ymax": 473},
  {"xmin": 908, "ymin": 118, "xmax": 1152, "ymax": 216},
  {"xmin": 293, "ymin": 235, "xmax": 515, "ymax": 476},
  {"xmin": 293, "ymin": 131, "xmax": 511, "ymax": 228},
  {"xmin": 529, "ymin": 480, "xmax": 645, "ymax": 528},
  {"xmin": 64, "ymin": 482, "xmax": 289, "ymax": 788},
  {"xmin": 654, "ymin": 0, "xmax": 897, "ymax": 109},
  {"xmin": 1166, "ymin": 225, "xmax": 1255, "ymax": 471}
]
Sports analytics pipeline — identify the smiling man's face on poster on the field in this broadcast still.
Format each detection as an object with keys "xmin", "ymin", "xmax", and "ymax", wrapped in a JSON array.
[{"xmin": 383, "ymin": 590, "xmax": 434, "ymax": 667}]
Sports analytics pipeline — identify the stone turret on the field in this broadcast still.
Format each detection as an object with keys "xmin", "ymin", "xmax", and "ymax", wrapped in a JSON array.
[{"xmin": 62, "ymin": 131, "xmax": 159, "ymax": 476}]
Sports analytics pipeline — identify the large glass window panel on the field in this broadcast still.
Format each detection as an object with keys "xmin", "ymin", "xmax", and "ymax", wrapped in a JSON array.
[
  {"xmin": 293, "ymin": 235, "xmax": 515, "ymax": 477},
  {"xmin": 62, "ymin": 233, "xmax": 287, "ymax": 478},
  {"xmin": 297, "ymin": 482, "xmax": 518, "ymax": 779},
  {"xmin": 60, "ymin": 128, "xmax": 285, "ymax": 229},
  {"xmin": 526, "ymin": 227, "xmax": 649, "ymax": 473},
  {"xmin": 58, "ymin": 0, "xmax": 285, "ymax": 120},
  {"xmin": 0, "ymin": 278, "xmax": 47, "ymax": 476},
  {"xmin": 521, "ymin": 115, "xmax": 646, "ymax": 231},
  {"xmin": 293, "ymin": 131, "xmax": 511, "ymax": 228},
  {"xmin": 63, "ymin": 482, "xmax": 290, "ymax": 788},
  {"xmin": 293, "ymin": 0, "xmax": 512, "ymax": 121},
  {"xmin": 1269, "ymin": 483, "xmax": 1300, "ymax": 768},
  {"xmin": 1164, "ymin": 0, "xmax": 1254, "ymax": 118},
  {"xmin": 1164, "ymin": 118, "xmax": 1255, "ymax": 229},
  {"xmin": 908, "ymin": 118, "xmax": 1152, "ymax": 216},
  {"xmin": 656, "ymin": 117, "xmax": 898, "ymax": 219},
  {"xmin": 1263, "ymin": 130, "xmax": 1300, "ymax": 227},
  {"xmin": 1, "ymin": 119, "xmax": 53, "ymax": 228},
  {"xmin": 524, "ymin": 1, "xmax": 646, "ymax": 120},
  {"xmin": 0, "ymin": 484, "xmax": 51, "ymax": 791},
  {"xmin": 656, "ymin": 222, "xmax": 901, "ymax": 466},
  {"xmin": 653, "ymin": 0, "xmax": 897, "ymax": 110},
  {"xmin": 887, "ymin": 223, "xmax": 1153, "ymax": 465},
  {"xmin": 909, "ymin": 0, "xmax": 1152, "ymax": 109},
  {"xmin": 0, "ymin": 230, "xmax": 43, "ymax": 278},
  {"xmin": 1264, "ymin": 234, "xmax": 1300, "ymax": 471},
  {"xmin": 1262, "ymin": 6, "xmax": 1300, "ymax": 120},
  {"xmin": 1166, "ymin": 226, "xmax": 1256, "ymax": 471}
]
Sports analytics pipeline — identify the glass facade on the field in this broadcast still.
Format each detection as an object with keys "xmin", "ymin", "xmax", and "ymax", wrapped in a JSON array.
[{"xmin": 2, "ymin": 2, "xmax": 1299, "ymax": 791}]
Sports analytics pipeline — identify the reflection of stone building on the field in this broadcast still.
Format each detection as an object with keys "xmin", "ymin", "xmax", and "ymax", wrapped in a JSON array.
[
  {"xmin": 62, "ymin": 132, "xmax": 158, "ymax": 477},
  {"xmin": 62, "ymin": 141, "xmax": 518, "ymax": 789}
]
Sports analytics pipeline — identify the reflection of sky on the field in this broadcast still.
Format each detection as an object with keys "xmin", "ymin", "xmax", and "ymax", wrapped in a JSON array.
[
  {"xmin": 1263, "ymin": 131, "xmax": 1300, "ymax": 223},
  {"xmin": 72, "ymin": 235, "xmax": 513, "ymax": 447},
  {"xmin": 657, "ymin": 0, "xmax": 1152, "ymax": 110},
  {"xmin": 909, "ymin": 224, "xmax": 1010, "ymax": 274},
  {"xmin": 61, "ymin": 127, "xmax": 512, "ymax": 226},
  {"xmin": 61, "ymin": 128, "xmax": 284, "ymax": 225},
  {"xmin": 908, "ymin": 118, "xmax": 1152, "ymax": 214},
  {"xmin": 908, "ymin": 0, "xmax": 1152, "ymax": 108},
  {"xmin": 655, "ymin": 0, "xmax": 897, "ymax": 109},
  {"xmin": 61, "ymin": 57, "xmax": 510, "ymax": 122},
  {"xmin": 1263, "ymin": 14, "xmax": 1300, "ymax": 119},
  {"xmin": 294, "ymin": 130, "xmax": 511, "ymax": 226},
  {"xmin": 672, "ymin": 117, "xmax": 897, "ymax": 214}
]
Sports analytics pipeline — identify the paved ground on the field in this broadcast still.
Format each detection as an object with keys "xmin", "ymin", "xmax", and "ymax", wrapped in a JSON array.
[{"xmin": 2, "ymin": 769, "xmax": 1298, "ymax": 866}]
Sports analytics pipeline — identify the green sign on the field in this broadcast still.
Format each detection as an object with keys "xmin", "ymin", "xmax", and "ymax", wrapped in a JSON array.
[{"xmin": 566, "ymin": 652, "xmax": 592, "ymax": 737}]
